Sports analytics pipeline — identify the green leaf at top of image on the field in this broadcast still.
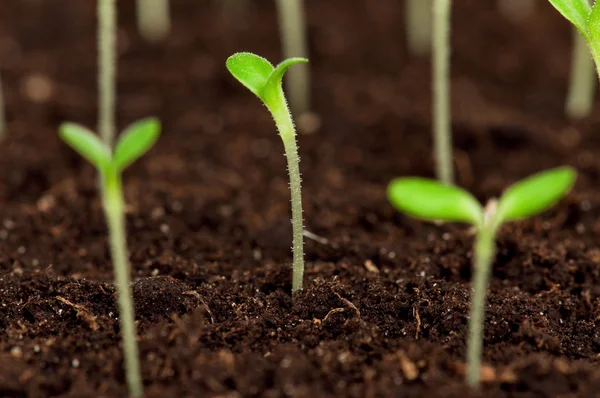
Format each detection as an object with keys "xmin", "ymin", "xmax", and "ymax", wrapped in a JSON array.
[
  {"xmin": 59, "ymin": 122, "xmax": 112, "ymax": 171},
  {"xmin": 387, "ymin": 177, "xmax": 483, "ymax": 226},
  {"xmin": 496, "ymin": 166, "xmax": 577, "ymax": 222},
  {"xmin": 113, "ymin": 117, "xmax": 161, "ymax": 171},
  {"xmin": 547, "ymin": 0, "xmax": 592, "ymax": 36}
]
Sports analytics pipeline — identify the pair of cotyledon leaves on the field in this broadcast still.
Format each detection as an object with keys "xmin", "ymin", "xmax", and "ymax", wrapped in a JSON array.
[
  {"xmin": 59, "ymin": 118, "xmax": 161, "ymax": 173},
  {"xmin": 387, "ymin": 167, "xmax": 576, "ymax": 228},
  {"xmin": 225, "ymin": 52, "xmax": 308, "ymax": 104},
  {"xmin": 548, "ymin": 0, "xmax": 600, "ymax": 57}
]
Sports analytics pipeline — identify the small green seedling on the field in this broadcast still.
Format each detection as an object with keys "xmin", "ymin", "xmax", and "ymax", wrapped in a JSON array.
[
  {"xmin": 226, "ymin": 52, "xmax": 307, "ymax": 293},
  {"xmin": 387, "ymin": 166, "xmax": 576, "ymax": 388},
  {"xmin": 59, "ymin": 118, "xmax": 161, "ymax": 398},
  {"xmin": 547, "ymin": 0, "xmax": 600, "ymax": 76}
]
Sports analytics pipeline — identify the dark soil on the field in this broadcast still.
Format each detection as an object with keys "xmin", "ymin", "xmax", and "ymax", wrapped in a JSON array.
[{"xmin": 2, "ymin": 0, "xmax": 600, "ymax": 396}]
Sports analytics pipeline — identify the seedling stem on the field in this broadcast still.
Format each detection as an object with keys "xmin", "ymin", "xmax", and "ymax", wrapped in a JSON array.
[
  {"xmin": 98, "ymin": 0, "xmax": 116, "ymax": 147},
  {"xmin": 406, "ymin": 0, "xmax": 432, "ymax": 55},
  {"xmin": 433, "ymin": 0, "xmax": 453, "ymax": 184},
  {"xmin": 566, "ymin": 28, "xmax": 596, "ymax": 119},
  {"xmin": 275, "ymin": 0, "xmax": 310, "ymax": 115}
]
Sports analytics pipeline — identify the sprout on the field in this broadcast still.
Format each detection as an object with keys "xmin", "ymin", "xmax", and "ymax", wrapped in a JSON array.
[
  {"xmin": 406, "ymin": 0, "xmax": 432, "ymax": 55},
  {"xmin": 387, "ymin": 167, "xmax": 577, "ymax": 388},
  {"xmin": 59, "ymin": 118, "xmax": 161, "ymax": 398},
  {"xmin": 275, "ymin": 0, "xmax": 310, "ymax": 115},
  {"xmin": 226, "ymin": 52, "xmax": 307, "ymax": 293},
  {"xmin": 136, "ymin": 0, "xmax": 171, "ymax": 42},
  {"xmin": 98, "ymin": 0, "xmax": 116, "ymax": 147},
  {"xmin": 433, "ymin": 0, "xmax": 453, "ymax": 185}
]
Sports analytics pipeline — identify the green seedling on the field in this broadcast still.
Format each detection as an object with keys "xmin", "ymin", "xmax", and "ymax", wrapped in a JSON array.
[
  {"xmin": 275, "ymin": 0, "xmax": 310, "ymax": 115},
  {"xmin": 546, "ymin": 0, "xmax": 600, "ymax": 77},
  {"xmin": 433, "ymin": 0, "xmax": 453, "ymax": 185},
  {"xmin": 98, "ymin": 0, "xmax": 116, "ymax": 147},
  {"xmin": 59, "ymin": 118, "xmax": 161, "ymax": 398},
  {"xmin": 226, "ymin": 52, "xmax": 307, "ymax": 293},
  {"xmin": 136, "ymin": 0, "xmax": 171, "ymax": 42},
  {"xmin": 387, "ymin": 166, "xmax": 576, "ymax": 388},
  {"xmin": 406, "ymin": 0, "xmax": 432, "ymax": 55}
]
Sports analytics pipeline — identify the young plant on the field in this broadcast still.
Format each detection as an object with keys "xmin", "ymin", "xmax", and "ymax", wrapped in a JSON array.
[
  {"xmin": 387, "ymin": 166, "xmax": 576, "ymax": 388},
  {"xmin": 226, "ymin": 52, "xmax": 307, "ymax": 293},
  {"xmin": 275, "ymin": 0, "xmax": 310, "ymax": 115},
  {"xmin": 136, "ymin": 0, "xmax": 171, "ymax": 42},
  {"xmin": 98, "ymin": 0, "xmax": 116, "ymax": 147},
  {"xmin": 433, "ymin": 0, "xmax": 454, "ymax": 185},
  {"xmin": 406, "ymin": 0, "xmax": 432, "ymax": 55},
  {"xmin": 59, "ymin": 118, "xmax": 161, "ymax": 398},
  {"xmin": 566, "ymin": 27, "xmax": 596, "ymax": 119}
]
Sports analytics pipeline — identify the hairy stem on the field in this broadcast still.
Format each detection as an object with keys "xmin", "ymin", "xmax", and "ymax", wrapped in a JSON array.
[
  {"xmin": 467, "ymin": 227, "xmax": 495, "ymax": 388},
  {"xmin": 136, "ymin": 0, "xmax": 171, "ymax": 42},
  {"xmin": 103, "ymin": 171, "xmax": 143, "ymax": 397},
  {"xmin": 269, "ymin": 92, "xmax": 305, "ymax": 293},
  {"xmin": 98, "ymin": 0, "xmax": 116, "ymax": 147},
  {"xmin": 275, "ymin": 0, "xmax": 310, "ymax": 115},
  {"xmin": 406, "ymin": 0, "xmax": 432, "ymax": 55},
  {"xmin": 566, "ymin": 27, "xmax": 596, "ymax": 119},
  {"xmin": 432, "ymin": 0, "xmax": 453, "ymax": 185}
]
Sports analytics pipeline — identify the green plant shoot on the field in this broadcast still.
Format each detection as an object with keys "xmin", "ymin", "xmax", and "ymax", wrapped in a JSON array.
[
  {"xmin": 59, "ymin": 117, "xmax": 161, "ymax": 398},
  {"xmin": 546, "ymin": 0, "xmax": 600, "ymax": 78},
  {"xmin": 433, "ymin": 0, "xmax": 453, "ymax": 185},
  {"xmin": 136, "ymin": 0, "xmax": 171, "ymax": 42},
  {"xmin": 275, "ymin": 0, "xmax": 310, "ymax": 115},
  {"xmin": 406, "ymin": 0, "xmax": 432, "ymax": 55},
  {"xmin": 98, "ymin": 0, "xmax": 116, "ymax": 147},
  {"xmin": 226, "ymin": 52, "xmax": 307, "ymax": 293},
  {"xmin": 387, "ymin": 166, "xmax": 576, "ymax": 388}
]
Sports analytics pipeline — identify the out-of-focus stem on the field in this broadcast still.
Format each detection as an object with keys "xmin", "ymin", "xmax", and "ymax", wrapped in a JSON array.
[
  {"xmin": 98, "ymin": 0, "xmax": 116, "ymax": 147},
  {"xmin": 406, "ymin": 0, "xmax": 432, "ymax": 55},
  {"xmin": 275, "ymin": 0, "xmax": 310, "ymax": 115},
  {"xmin": 566, "ymin": 28, "xmax": 596, "ymax": 119}
]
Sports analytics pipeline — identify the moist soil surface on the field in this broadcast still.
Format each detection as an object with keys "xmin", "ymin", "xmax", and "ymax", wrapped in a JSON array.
[{"xmin": 2, "ymin": 0, "xmax": 600, "ymax": 397}]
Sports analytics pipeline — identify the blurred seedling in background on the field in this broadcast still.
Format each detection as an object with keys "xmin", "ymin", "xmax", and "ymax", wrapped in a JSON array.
[
  {"xmin": 59, "ymin": 118, "xmax": 161, "ymax": 398},
  {"xmin": 136, "ymin": 0, "xmax": 171, "ymax": 42},
  {"xmin": 275, "ymin": 0, "xmax": 310, "ymax": 115},
  {"xmin": 387, "ymin": 167, "xmax": 576, "ymax": 388},
  {"xmin": 406, "ymin": 0, "xmax": 432, "ymax": 55},
  {"xmin": 226, "ymin": 52, "xmax": 307, "ymax": 293}
]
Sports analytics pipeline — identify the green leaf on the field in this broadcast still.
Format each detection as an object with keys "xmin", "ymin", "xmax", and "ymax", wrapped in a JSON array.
[
  {"xmin": 496, "ymin": 167, "xmax": 577, "ymax": 222},
  {"xmin": 262, "ymin": 57, "xmax": 309, "ymax": 102},
  {"xmin": 226, "ymin": 52, "xmax": 274, "ymax": 98},
  {"xmin": 586, "ymin": 1, "xmax": 600, "ymax": 67},
  {"xmin": 387, "ymin": 178, "xmax": 483, "ymax": 226},
  {"xmin": 59, "ymin": 122, "xmax": 111, "ymax": 171},
  {"xmin": 546, "ymin": 0, "xmax": 592, "ymax": 36},
  {"xmin": 113, "ymin": 117, "xmax": 161, "ymax": 171}
]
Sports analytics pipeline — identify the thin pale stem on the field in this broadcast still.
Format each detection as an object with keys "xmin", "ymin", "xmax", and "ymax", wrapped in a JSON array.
[
  {"xmin": 98, "ymin": 0, "xmax": 116, "ymax": 147},
  {"xmin": 275, "ymin": 0, "xmax": 310, "ymax": 115},
  {"xmin": 466, "ymin": 227, "xmax": 495, "ymax": 388},
  {"xmin": 136, "ymin": 0, "xmax": 171, "ymax": 42},
  {"xmin": 269, "ymin": 93, "xmax": 305, "ymax": 293},
  {"xmin": 566, "ymin": 27, "xmax": 596, "ymax": 119},
  {"xmin": 103, "ymin": 171, "xmax": 143, "ymax": 397},
  {"xmin": 406, "ymin": 0, "xmax": 432, "ymax": 55},
  {"xmin": 432, "ymin": 0, "xmax": 453, "ymax": 185}
]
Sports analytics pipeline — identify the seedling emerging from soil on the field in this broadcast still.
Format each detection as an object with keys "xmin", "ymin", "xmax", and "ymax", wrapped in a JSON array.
[
  {"xmin": 98, "ymin": 0, "xmax": 116, "ymax": 147},
  {"xmin": 58, "ymin": 118, "xmax": 161, "ymax": 398},
  {"xmin": 226, "ymin": 52, "xmax": 307, "ymax": 293},
  {"xmin": 275, "ymin": 0, "xmax": 310, "ymax": 115},
  {"xmin": 433, "ymin": 0, "xmax": 453, "ymax": 185},
  {"xmin": 387, "ymin": 166, "xmax": 576, "ymax": 388},
  {"xmin": 406, "ymin": 0, "xmax": 432, "ymax": 55},
  {"xmin": 136, "ymin": 0, "xmax": 171, "ymax": 42}
]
